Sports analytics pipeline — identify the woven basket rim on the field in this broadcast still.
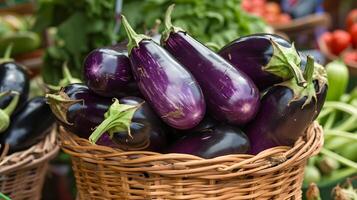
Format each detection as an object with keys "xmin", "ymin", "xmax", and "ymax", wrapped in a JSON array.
[
  {"xmin": 0, "ymin": 127, "xmax": 59, "ymax": 174},
  {"xmin": 59, "ymin": 122, "xmax": 323, "ymax": 179}
]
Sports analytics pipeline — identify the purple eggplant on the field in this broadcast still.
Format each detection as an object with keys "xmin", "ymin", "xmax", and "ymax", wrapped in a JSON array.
[
  {"xmin": 89, "ymin": 96, "xmax": 168, "ymax": 151},
  {"xmin": 120, "ymin": 15, "xmax": 205, "ymax": 130},
  {"xmin": 46, "ymin": 83, "xmax": 112, "ymax": 139},
  {"xmin": 246, "ymin": 56, "xmax": 327, "ymax": 155},
  {"xmin": 83, "ymin": 48, "xmax": 133, "ymax": 97},
  {"xmin": 168, "ymin": 115, "xmax": 219, "ymax": 143},
  {"xmin": 0, "ymin": 97, "xmax": 55, "ymax": 154},
  {"xmin": 161, "ymin": 5, "xmax": 260, "ymax": 125},
  {"xmin": 0, "ymin": 62, "xmax": 29, "ymax": 112},
  {"xmin": 167, "ymin": 124, "xmax": 250, "ymax": 159},
  {"xmin": 219, "ymin": 34, "xmax": 306, "ymax": 90}
]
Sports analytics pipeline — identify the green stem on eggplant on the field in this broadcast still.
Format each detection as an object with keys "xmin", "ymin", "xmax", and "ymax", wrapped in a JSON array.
[
  {"xmin": 275, "ymin": 56, "xmax": 316, "ymax": 107},
  {"xmin": 161, "ymin": 4, "xmax": 184, "ymax": 43},
  {"xmin": 45, "ymin": 91, "xmax": 83, "ymax": 125},
  {"xmin": 0, "ymin": 91, "xmax": 19, "ymax": 133},
  {"xmin": 321, "ymin": 148, "xmax": 357, "ymax": 170},
  {"xmin": 121, "ymin": 15, "xmax": 150, "ymax": 54},
  {"xmin": 263, "ymin": 40, "xmax": 306, "ymax": 87},
  {"xmin": 89, "ymin": 99, "xmax": 141, "ymax": 144}
]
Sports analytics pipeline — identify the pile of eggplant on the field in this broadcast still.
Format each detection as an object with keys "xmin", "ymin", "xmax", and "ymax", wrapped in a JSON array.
[
  {"xmin": 47, "ymin": 5, "xmax": 327, "ymax": 159},
  {"xmin": 0, "ymin": 51, "xmax": 55, "ymax": 156}
]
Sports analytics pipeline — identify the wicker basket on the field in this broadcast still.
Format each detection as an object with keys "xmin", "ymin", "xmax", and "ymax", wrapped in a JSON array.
[
  {"xmin": 60, "ymin": 122, "xmax": 323, "ymax": 200},
  {"xmin": 0, "ymin": 128, "xmax": 60, "ymax": 200}
]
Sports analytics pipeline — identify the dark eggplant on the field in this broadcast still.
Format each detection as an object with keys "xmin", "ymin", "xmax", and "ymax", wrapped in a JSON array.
[
  {"xmin": 0, "ymin": 97, "xmax": 55, "ymax": 154},
  {"xmin": 46, "ymin": 83, "xmax": 112, "ymax": 139},
  {"xmin": 0, "ymin": 61, "xmax": 29, "ymax": 112},
  {"xmin": 168, "ymin": 115, "xmax": 219, "ymax": 143},
  {"xmin": 218, "ymin": 34, "xmax": 306, "ymax": 90},
  {"xmin": 121, "ymin": 15, "xmax": 206, "ymax": 130},
  {"xmin": 246, "ymin": 56, "xmax": 327, "ymax": 155},
  {"xmin": 161, "ymin": 5, "xmax": 260, "ymax": 125},
  {"xmin": 167, "ymin": 124, "xmax": 250, "ymax": 159},
  {"xmin": 89, "ymin": 96, "xmax": 168, "ymax": 151},
  {"xmin": 83, "ymin": 48, "xmax": 133, "ymax": 97}
]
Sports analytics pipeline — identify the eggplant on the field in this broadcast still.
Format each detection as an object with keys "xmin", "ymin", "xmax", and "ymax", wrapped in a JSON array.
[
  {"xmin": 120, "ymin": 15, "xmax": 206, "ymax": 130},
  {"xmin": 0, "ymin": 61, "xmax": 29, "ymax": 112},
  {"xmin": 167, "ymin": 124, "xmax": 250, "ymax": 159},
  {"xmin": 246, "ymin": 56, "xmax": 327, "ymax": 155},
  {"xmin": 83, "ymin": 48, "xmax": 133, "ymax": 97},
  {"xmin": 161, "ymin": 5, "xmax": 260, "ymax": 125},
  {"xmin": 89, "ymin": 97, "xmax": 168, "ymax": 151},
  {"xmin": 0, "ymin": 97, "xmax": 55, "ymax": 154},
  {"xmin": 168, "ymin": 115, "xmax": 219, "ymax": 143},
  {"xmin": 46, "ymin": 83, "xmax": 112, "ymax": 139},
  {"xmin": 218, "ymin": 34, "xmax": 306, "ymax": 90}
]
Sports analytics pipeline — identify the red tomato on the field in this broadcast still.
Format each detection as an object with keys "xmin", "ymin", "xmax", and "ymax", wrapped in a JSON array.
[
  {"xmin": 265, "ymin": 2, "xmax": 281, "ymax": 15},
  {"xmin": 279, "ymin": 14, "xmax": 291, "ymax": 24},
  {"xmin": 321, "ymin": 32, "xmax": 333, "ymax": 51},
  {"xmin": 346, "ymin": 9, "xmax": 357, "ymax": 31},
  {"xmin": 242, "ymin": 0, "xmax": 253, "ymax": 12},
  {"xmin": 251, "ymin": 7, "xmax": 265, "ymax": 17},
  {"xmin": 252, "ymin": 0, "xmax": 266, "ymax": 7},
  {"xmin": 349, "ymin": 23, "xmax": 357, "ymax": 48},
  {"xmin": 264, "ymin": 14, "xmax": 278, "ymax": 24},
  {"xmin": 343, "ymin": 51, "xmax": 357, "ymax": 64},
  {"xmin": 330, "ymin": 30, "xmax": 351, "ymax": 55}
]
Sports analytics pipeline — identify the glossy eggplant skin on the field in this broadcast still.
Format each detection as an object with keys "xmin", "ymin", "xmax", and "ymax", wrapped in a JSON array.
[
  {"xmin": 112, "ymin": 97, "xmax": 168, "ymax": 152},
  {"xmin": 129, "ymin": 40, "xmax": 205, "ymax": 130},
  {"xmin": 168, "ymin": 115, "xmax": 218, "ymax": 143},
  {"xmin": 245, "ymin": 86, "xmax": 317, "ymax": 155},
  {"xmin": 167, "ymin": 124, "xmax": 250, "ymax": 159},
  {"xmin": 61, "ymin": 84, "xmax": 112, "ymax": 139},
  {"xmin": 0, "ymin": 62, "xmax": 29, "ymax": 112},
  {"xmin": 83, "ymin": 48, "xmax": 132, "ymax": 97},
  {"xmin": 163, "ymin": 32, "xmax": 260, "ymax": 125},
  {"xmin": 0, "ymin": 97, "xmax": 55, "ymax": 154},
  {"xmin": 218, "ymin": 34, "xmax": 291, "ymax": 90}
]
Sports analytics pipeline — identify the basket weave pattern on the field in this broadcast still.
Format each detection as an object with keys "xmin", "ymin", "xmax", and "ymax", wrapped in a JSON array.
[
  {"xmin": 60, "ymin": 122, "xmax": 323, "ymax": 200},
  {"xmin": 0, "ymin": 128, "xmax": 59, "ymax": 200}
]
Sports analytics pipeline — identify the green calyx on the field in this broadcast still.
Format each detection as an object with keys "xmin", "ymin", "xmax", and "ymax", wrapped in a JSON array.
[
  {"xmin": 313, "ymin": 62, "xmax": 328, "ymax": 93},
  {"xmin": 0, "ymin": 91, "xmax": 19, "ymax": 133},
  {"xmin": 47, "ymin": 62, "xmax": 82, "ymax": 91},
  {"xmin": 276, "ymin": 56, "xmax": 317, "ymax": 108},
  {"xmin": 45, "ymin": 91, "xmax": 83, "ymax": 125},
  {"xmin": 0, "ymin": 44, "xmax": 14, "ymax": 64},
  {"xmin": 161, "ymin": 4, "xmax": 185, "ymax": 44},
  {"xmin": 121, "ymin": 15, "xmax": 150, "ymax": 54},
  {"xmin": 263, "ymin": 40, "xmax": 306, "ymax": 87},
  {"xmin": 89, "ymin": 98, "xmax": 141, "ymax": 144}
]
